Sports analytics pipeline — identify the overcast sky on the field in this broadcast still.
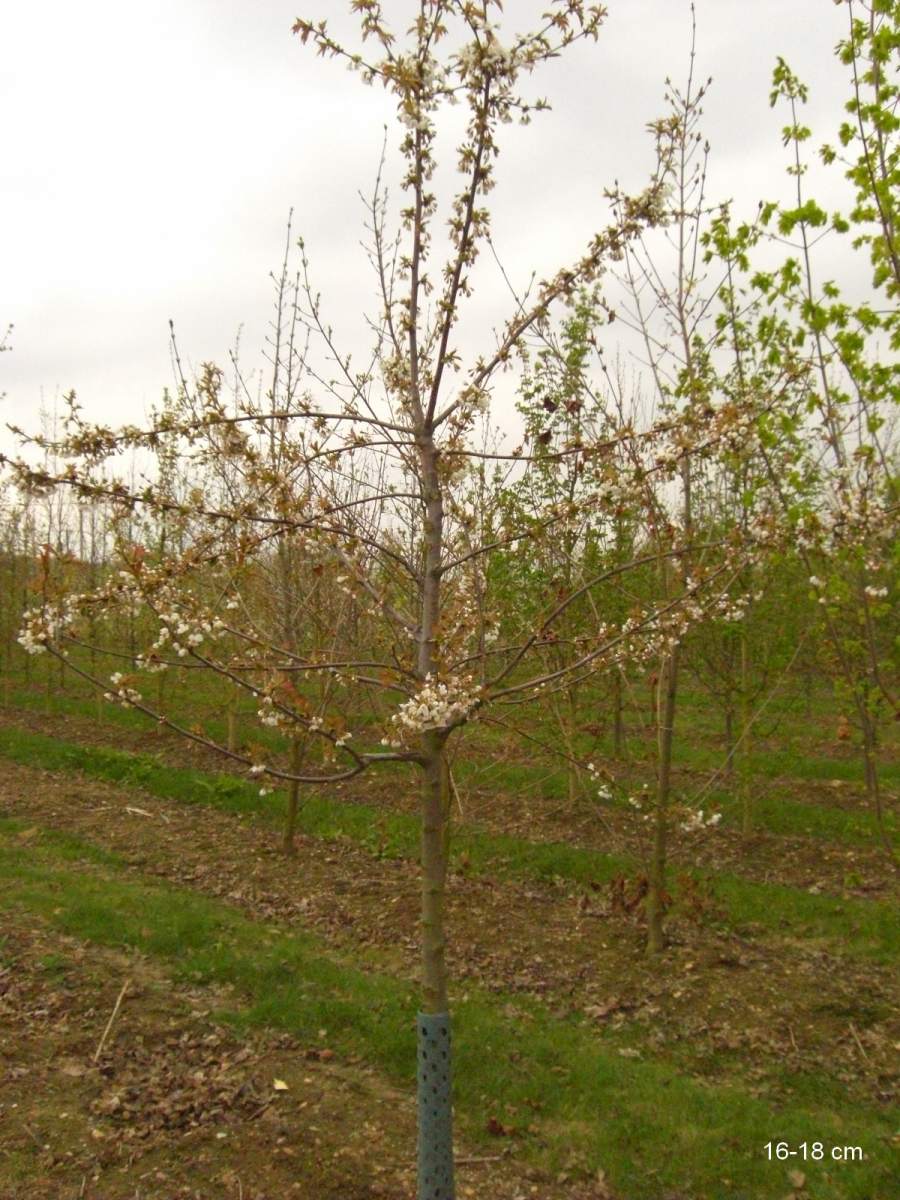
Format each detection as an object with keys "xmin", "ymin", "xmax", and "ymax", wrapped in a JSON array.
[{"xmin": 2, "ymin": 1, "xmax": 852, "ymax": 438}]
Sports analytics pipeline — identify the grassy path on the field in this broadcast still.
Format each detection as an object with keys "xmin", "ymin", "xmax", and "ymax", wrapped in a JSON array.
[
  {"xmin": 2, "ymin": 818, "xmax": 897, "ymax": 1200},
  {"xmin": 6, "ymin": 684, "xmax": 899, "ymax": 848},
  {"xmin": 1, "ymin": 723, "xmax": 896, "ymax": 962}
]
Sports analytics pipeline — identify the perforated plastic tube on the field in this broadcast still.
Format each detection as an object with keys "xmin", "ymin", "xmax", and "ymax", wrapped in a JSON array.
[{"xmin": 417, "ymin": 1012, "xmax": 455, "ymax": 1199}]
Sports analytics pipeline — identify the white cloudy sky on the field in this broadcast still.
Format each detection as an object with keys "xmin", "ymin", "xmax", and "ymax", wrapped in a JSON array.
[{"xmin": 2, "ymin": 1, "xmax": 852, "ymax": 436}]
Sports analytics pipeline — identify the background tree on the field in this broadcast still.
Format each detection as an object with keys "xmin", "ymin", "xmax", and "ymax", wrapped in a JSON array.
[
  {"xmin": 5, "ymin": 4, "xmax": 848, "ymax": 1196},
  {"xmin": 705, "ymin": 6, "xmax": 899, "ymax": 864},
  {"xmin": 8, "ymin": 7, "xmax": 680, "ymax": 1195}
]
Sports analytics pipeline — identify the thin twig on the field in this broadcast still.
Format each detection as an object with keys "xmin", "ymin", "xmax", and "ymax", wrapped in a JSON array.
[
  {"xmin": 93, "ymin": 978, "xmax": 131, "ymax": 1063},
  {"xmin": 448, "ymin": 766, "xmax": 464, "ymax": 819},
  {"xmin": 123, "ymin": 804, "xmax": 171, "ymax": 825},
  {"xmin": 22, "ymin": 1123, "xmax": 43, "ymax": 1149},
  {"xmin": 848, "ymin": 1021, "xmax": 870, "ymax": 1063}
]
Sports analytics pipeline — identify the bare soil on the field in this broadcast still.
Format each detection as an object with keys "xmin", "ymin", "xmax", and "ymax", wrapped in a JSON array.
[
  {"xmin": 1, "ymin": 705, "xmax": 897, "ymax": 1198},
  {"xmin": 1, "ymin": 910, "xmax": 421, "ymax": 1200},
  {"xmin": 4, "ymin": 707, "xmax": 894, "ymax": 901},
  {"xmin": 0, "ymin": 749, "xmax": 896, "ymax": 1114}
]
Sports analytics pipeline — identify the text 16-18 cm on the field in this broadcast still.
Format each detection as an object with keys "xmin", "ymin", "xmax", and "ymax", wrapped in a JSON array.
[{"xmin": 765, "ymin": 1142, "xmax": 863, "ymax": 1162}]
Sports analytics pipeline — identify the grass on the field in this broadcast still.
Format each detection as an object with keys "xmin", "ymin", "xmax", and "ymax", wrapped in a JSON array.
[
  {"xmin": 710, "ymin": 872, "xmax": 899, "ymax": 959},
  {"xmin": 3, "ymin": 670, "xmax": 386, "ymax": 757},
  {"xmin": 455, "ymin": 753, "xmax": 897, "ymax": 847},
  {"xmin": 692, "ymin": 784, "xmax": 898, "ymax": 845},
  {"xmin": 0, "ymin": 724, "xmax": 897, "ymax": 964},
  {"xmin": 12, "ymin": 663, "xmax": 900, "ymax": 787},
  {"xmin": 9, "ymin": 684, "xmax": 894, "ymax": 847},
  {"xmin": 2, "ymin": 819, "xmax": 896, "ymax": 1200}
]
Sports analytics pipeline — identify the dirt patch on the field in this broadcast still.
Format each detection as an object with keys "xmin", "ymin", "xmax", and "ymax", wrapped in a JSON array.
[
  {"xmin": 0, "ymin": 911, "xmax": 416, "ymax": 1199},
  {"xmin": 2, "ymin": 908, "xmax": 596, "ymax": 1200},
  {"xmin": 0, "ymin": 751, "xmax": 897, "ymax": 1120},
  {"xmin": 3, "ymin": 707, "xmax": 894, "ymax": 902}
]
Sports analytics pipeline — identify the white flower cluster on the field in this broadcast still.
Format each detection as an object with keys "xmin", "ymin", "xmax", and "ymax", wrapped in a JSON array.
[
  {"xmin": 387, "ymin": 674, "xmax": 480, "ymax": 741},
  {"xmin": 18, "ymin": 594, "xmax": 85, "ymax": 656},
  {"xmin": 627, "ymin": 786, "xmax": 655, "ymax": 824},
  {"xmin": 104, "ymin": 672, "xmax": 143, "ymax": 709},
  {"xmin": 247, "ymin": 761, "xmax": 274, "ymax": 797},
  {"xmin": 18, "ymin": 622, "xmax": 48, "ymax": 656},
  {"xmin": 135, "ymin": 654, "xmax": 168, "ymax": 675},
  {"xmin": 393, "ymin": 53, "xmax": 449, "ymax": 135},
  {"xmin": 585, "ymin": 761, "xmax": 615, "ymax": 802},
  {"xmin": 151, "ymin": 604, "xmax": 226, "ymax": 660},
  {"xmin": 257, "ymin": 694, "xmax": 289, "ymax": 729},
  {"xmin": 713, "ymin": 588, "xmax": 753, "ymax": 624},
  {"xmin": 456, "ymin": 35, "xmax": 515, "ymax": 77},
  {"xmin": 820, "ymin": 486, "xmax": 893, "ymax": 556},
  {"xmin": 680, "ymin": 809, "xmax": 722, "ymax": 834},
  {"xmin": 718, "ymin": 602, "xmax": 747, "ymax": 622}
]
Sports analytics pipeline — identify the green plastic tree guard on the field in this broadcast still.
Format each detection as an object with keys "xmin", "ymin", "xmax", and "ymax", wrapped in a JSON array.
[{"xmin": 417, "ymin": 1012, "xmax": 454, "ymax": 1199}]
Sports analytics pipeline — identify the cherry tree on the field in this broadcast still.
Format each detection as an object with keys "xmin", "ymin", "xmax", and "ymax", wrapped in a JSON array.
[{"xmin": 6, "ymin": 4, "xmax": 764, "ymax": 1194}]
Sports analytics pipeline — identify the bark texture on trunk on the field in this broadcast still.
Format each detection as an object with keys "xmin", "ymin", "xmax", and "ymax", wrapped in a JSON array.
[
  {"xmin": 612, "ymin": 671, "xmax": 625, "ymax": 758},
  {"xmin": 647, "ymin": 649, "xmax": 678, "ymax": 954},
  {"xmin": 859, "ymin": 703, "xmax": 897, "ymax": 868},
  {"xmin": 420, "ymin": 732, "xmax": 451, "ymax": 1014},
  {"xmin": 739, "ymin": 631, "xmax": 753, "ymax": 838},
  {"xmin": 282, "ymin": 736, "xmax": 303, "ymax": 855}
]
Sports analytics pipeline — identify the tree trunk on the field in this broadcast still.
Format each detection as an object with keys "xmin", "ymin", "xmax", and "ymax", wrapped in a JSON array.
[
  {"xmin": 858, "ymin": 701, "xmax": 897, "ymax": 869},
  {"xmin": 226, "ymin": 681, "xmax": 239, "ymax": 754},
  {"xmin": 23, "ymin": 589, "xmax": 32, "ymax": 688},
  {"xmin": 90, "ymin": 637, "xmax": 104, "ymax": 723},
  {"xmin": 553, "ymin": 685, "xmax": 582, "ymax": 807},
  {"xmin": 647, "ymin": 649, "xmax": 678, "ymax": 954},
  {"xmin": 414, "ymin": 419, "xmax": 455, "ymax": 1199},
  {"xmin": 566, "ymin": 683, "xmax": 581, "ymax": 806},
  {"xmin": 739, "ymin": 630, "xmax": 753, "ymax": 838},
  {"xmin": 283, "ymin": 737, "xmax": 303, "ymax": 856},
  {"xmin": 724, "ymin": 704, "xmax": 735, "ymax": 778},
  {"xmin": 0, "ymin": 612, "xmax": 8, "ymax": 707},
  {"xmin": 155, "ymin": 670, "xmax": 167, "ymax": 735},
  {"xmin": 612, "ymin": 670, "xmax": 625, "ymax": 758}
]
